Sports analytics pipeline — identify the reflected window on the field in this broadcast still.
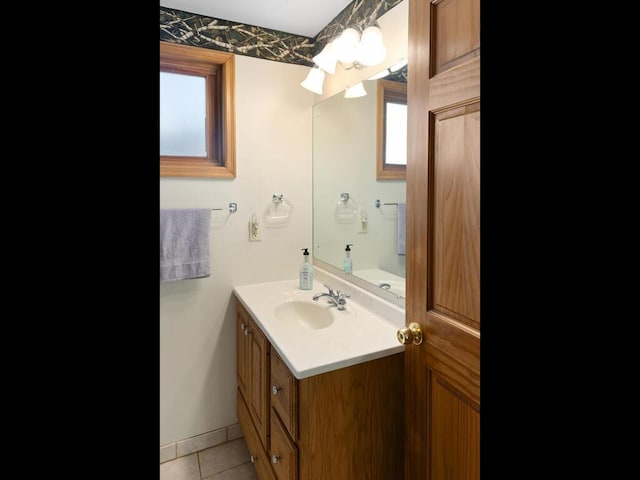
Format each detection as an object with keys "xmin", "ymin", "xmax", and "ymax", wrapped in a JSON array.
[
  {"xmin": 385, "ymin": 102, "xmax": 407, "ymax": 165},
  {"xmin": 376, "ymin": 79, "xmax": 407, "ymax": 180}
]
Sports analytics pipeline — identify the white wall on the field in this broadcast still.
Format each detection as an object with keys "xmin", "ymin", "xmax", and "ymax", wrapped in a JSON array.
[{"xmin": 160, "ymin": 55, "xmax": 314, "ymax": 446}]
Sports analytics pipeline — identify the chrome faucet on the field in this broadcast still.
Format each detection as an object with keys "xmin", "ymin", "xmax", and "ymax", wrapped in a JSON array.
[{"xmin": 312, "ymin": 284, "xmax": 349, "ymax": 311}]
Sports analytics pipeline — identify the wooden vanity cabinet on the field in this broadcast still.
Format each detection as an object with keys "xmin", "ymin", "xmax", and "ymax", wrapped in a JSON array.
[{"xmin": 236, "ymin": 298, "xmax": 404, "ymax": 480}]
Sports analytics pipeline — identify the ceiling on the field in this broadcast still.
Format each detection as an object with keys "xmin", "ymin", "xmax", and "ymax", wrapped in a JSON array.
[{"xmin": 160, "ymin": 0, "xmax": 354, "ymax": 38}]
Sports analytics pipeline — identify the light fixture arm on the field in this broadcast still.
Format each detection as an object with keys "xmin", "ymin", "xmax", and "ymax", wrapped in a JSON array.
[{"xmin": 337, "ymin": 60, "xmax": 367, "ymax": 71}]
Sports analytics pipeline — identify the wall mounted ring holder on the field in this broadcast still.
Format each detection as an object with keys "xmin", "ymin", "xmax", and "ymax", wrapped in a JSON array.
[{"xmin": 263, "ymin": 194, "xmax": 294, "ymax": 227}]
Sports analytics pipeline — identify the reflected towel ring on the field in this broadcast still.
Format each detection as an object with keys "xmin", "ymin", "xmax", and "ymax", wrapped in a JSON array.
[{"xmin": 374, "ymin": 199, "xmax": 398, "ymax": 208}]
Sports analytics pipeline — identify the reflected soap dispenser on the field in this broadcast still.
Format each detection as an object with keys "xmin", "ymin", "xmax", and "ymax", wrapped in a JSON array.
[
  {"xmin": 343, "ymin": 244, "xmax": 353, "ymax": 274},
  {"xmin": 299, "ymin": 248, "xmax": 314, "ymax": 290}
]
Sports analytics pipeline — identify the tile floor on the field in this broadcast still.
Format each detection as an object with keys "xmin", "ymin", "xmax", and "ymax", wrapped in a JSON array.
[{"xmin": 161, "ymin": 425, "xmax": 258, "ymax": 480}]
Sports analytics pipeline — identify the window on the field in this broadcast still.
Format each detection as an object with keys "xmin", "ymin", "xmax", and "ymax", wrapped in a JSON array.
[
  {"xmin": 376, "ymin": 79, "xmax": 407, "ymax": 180},
  {"xmin": 160, "ymin": 42, "xmax": 236, "ymax": 178}
]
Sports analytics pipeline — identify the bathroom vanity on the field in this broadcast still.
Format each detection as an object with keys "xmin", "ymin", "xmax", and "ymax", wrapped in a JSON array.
[{"xmin": 234, "ymin": 275, "xmax": 405, "ymax": 480}]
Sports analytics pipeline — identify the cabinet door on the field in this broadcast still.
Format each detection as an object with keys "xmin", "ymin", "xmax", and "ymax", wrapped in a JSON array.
[
  {"xmin": 237, "ymin": 300, "xmax": 271, "ymax": 451},
  {"xmin": 237, "ymin": 390, "xmax": 276, "ymax": 480},
  {"xmin": 237, "ymin": 302, "xmax": 250, "ymax": 402},
  {"xmin": 248, "ymin": 315, "xmax": 270, "ymax": 450}
]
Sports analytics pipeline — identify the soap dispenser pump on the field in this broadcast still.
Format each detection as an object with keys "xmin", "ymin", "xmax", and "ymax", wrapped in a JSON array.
[
  {"xmin": 299, "ymin": 248, "xmax": 314, "ymax": 290},
  {"xmin": 343, "ymin": 244, "xmax": 353, "ymax": 274}
]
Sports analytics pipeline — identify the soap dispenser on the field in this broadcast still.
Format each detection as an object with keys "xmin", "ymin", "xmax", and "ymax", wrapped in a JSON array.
[
  {"xmin": 299, "ymin": 248, "xmax": 314, "ymax": 290},
  {"xmin": 343, "ymin": 244, "xmax": 353, "ymax": 274}
]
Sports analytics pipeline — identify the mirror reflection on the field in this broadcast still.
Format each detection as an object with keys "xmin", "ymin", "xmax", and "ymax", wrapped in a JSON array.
[{"xmin": 313, "ymin": 73, "xmax": 407, "ymax": 301}]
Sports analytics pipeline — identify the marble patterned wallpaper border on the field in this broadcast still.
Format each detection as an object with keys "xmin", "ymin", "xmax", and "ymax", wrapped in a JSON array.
[{"xmin": 159, "ymin": 0, "xmax": 404, "ymax": 67}]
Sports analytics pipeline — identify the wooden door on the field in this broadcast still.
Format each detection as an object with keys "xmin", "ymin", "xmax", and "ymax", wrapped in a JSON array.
[{"xmin": 405, "ymin": 0, "xmax": 480, "ymax": 478}]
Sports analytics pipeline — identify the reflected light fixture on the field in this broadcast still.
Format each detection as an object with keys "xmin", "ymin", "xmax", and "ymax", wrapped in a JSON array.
[
  {"xmin": 301, "ymin": 23, "xmax": 387, "ymax": 96},
  {"xmin": 367, "ymin": 58, "xmax": 408, "ymax": 81},
  {"xmin": 368, "ymin": 69, "xmax": 390, "ymax": 80},
  {"xmin": 344, "ymin": 82, "xmax": 367, "ymax": 98}
]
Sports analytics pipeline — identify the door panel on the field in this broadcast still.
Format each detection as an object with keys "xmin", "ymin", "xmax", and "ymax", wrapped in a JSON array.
[
  {"xmin": 430, "ymin": 372, "xmax": 480, "ymax": 479},
  {"xmin": 433, "ymin": 102, "xmax": 480, "ymax": 329},
  {"xmin": 432, "ymin": 0, "xmax": 480, "ymax": 74}
]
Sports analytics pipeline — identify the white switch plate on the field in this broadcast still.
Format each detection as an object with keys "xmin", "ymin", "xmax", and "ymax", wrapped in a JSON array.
[{"xmin": 249, "ymin": 221, "xmax": 262, "ymax": 241}]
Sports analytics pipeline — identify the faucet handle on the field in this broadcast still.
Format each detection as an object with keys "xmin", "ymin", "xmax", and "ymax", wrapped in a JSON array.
[
  {"xmin": 323, "ymin": 283, "xmax": 335, "ymax": 296},
  {"xmin": 336, "ymin": 291, "xmax": 349, "ymax": 310}
]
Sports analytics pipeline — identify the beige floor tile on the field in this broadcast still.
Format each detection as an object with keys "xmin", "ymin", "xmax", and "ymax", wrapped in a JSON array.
[
  {"xmin": 177, "ymin": 428, "xmax": 227, "ymax": 457},
  {"xmin": 198, "ymin": 438, "xmax": 250, "ymax": 478},
  {"xmin": 226, "ymin": 423, "xmax": 244, "ymax": 441},
  {"xmin": 160, "ymin": 453, "xmax": 200, "ymax": 480},
  {"xmin": 203, "ymin": 462, "xmax": 258, "ymax": 480},
  {"xmin": 160, "ymin": 443, "xmax": 177, "ymax": 464}
]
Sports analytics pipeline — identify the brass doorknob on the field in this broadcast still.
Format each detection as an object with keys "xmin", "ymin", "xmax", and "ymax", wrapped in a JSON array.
[{"xmin": 397, "ymin": 322, "xmax": 423, "ymax": 345}]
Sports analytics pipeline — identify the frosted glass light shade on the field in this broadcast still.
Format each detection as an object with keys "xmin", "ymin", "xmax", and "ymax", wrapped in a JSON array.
[
  {"xmin": 344, "ymin": 82, "xmax": 367, "ymax": 98},
  {"xmin": 357, "ymin": 26, "xmax": 387, "ymax": 66},
  {"xmin": 313, "ymin": 42, "xmax": 337, "ymax": 74},
  {"xmin": 360, "ymin": 25, "xmax": 383, "ymax": 43},
  {"xmin": 333, "ymin": 28, "xmax": 360, "ymax": 64},
  {"xmin": 300, "ymin": 68, "xmax": 325, "ymax": 95}
]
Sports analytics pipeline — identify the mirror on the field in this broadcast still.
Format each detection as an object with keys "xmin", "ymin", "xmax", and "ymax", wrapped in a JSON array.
[{"xmin": 313, "ymin": 73, "xmax": 407, "ymax": 305}]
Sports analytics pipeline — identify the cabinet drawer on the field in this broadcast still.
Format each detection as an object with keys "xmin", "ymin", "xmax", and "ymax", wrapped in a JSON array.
[
  {"xmin": 270, "ymin": 349, "xmax": 298, "ymax": 440},
  {"xmin": 269, "ymin": 409, "xmax": 298, "ymax": 480},
  {"xmin": 237, "ymin": 389, "xmax": 276, "ymax": 480}
]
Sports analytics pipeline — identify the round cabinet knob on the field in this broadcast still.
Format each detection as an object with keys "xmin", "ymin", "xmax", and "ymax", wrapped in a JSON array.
[
  {"xmin": 244, "ymin": 328, "xmax": 249, "ymax": 336},
  {"xmin": 271, "ymin": 454, "xmax": 280, "ymax": 464},
  {"xmin": 249, "ymin": 455, "xmax": 256, "ymax": 463},
  {"xmin": 397, "ymin": 322, "xmax": 423, "ymax": 346},
  {"xmin": 272, "ymin": 385, "xmax": 281, "ymax": 395}
]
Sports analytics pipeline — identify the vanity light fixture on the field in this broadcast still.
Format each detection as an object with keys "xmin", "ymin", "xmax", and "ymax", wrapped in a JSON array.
[
  {"xmin": 301, "ymin": 23, "xmax": 387, "ymax": 95},
  {"xmin": 300, "ymin": 67, "xmax": 326, "ymax": 95}
]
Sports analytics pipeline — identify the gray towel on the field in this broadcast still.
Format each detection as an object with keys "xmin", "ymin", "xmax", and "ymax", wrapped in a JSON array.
[
  {"xmin": 397, "ymin": 203, "xmax": 406, "ymax": 255},
  {"xmin": 160, "ymin": 208, "xmax": 211, "ymax": 282}
]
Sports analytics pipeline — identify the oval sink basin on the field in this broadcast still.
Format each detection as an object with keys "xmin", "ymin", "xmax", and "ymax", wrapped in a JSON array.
[{"xmin": 274, "ymin": 301, "xmax": 334, "ymax": 330}]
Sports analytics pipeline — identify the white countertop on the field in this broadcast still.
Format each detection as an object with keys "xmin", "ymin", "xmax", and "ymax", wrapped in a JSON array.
[{"xmin": 233, "ymin": 276, "xmax": 405, "ymax": 379}]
